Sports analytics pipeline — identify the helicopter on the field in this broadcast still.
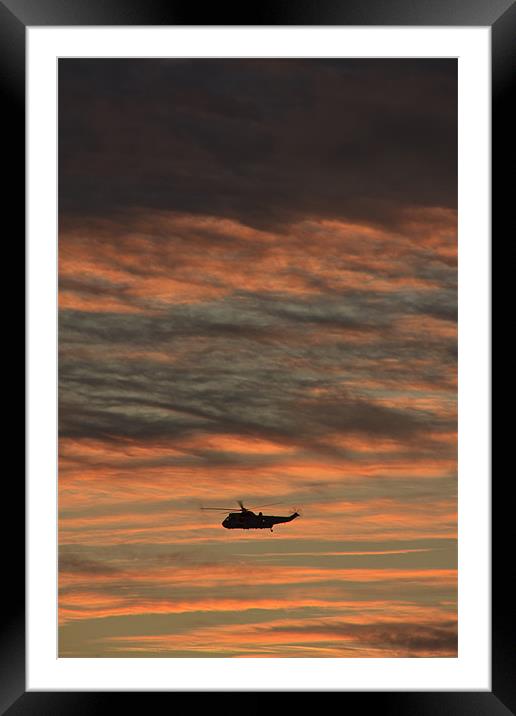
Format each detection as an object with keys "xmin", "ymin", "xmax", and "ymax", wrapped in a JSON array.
[{"xmin": 201, "ymin": 501, "xmax": 300, "ymax": 532}]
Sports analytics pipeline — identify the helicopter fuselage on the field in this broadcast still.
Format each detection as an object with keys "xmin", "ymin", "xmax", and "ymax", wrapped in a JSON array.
[{"xmin": 222, "ymin": 511, "xmax": 299, "ymax": 530}]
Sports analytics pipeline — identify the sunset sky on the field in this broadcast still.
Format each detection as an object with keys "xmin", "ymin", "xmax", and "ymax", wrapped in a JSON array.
[{"xmin": 58, "ymin": 59, "xmax": 457, "ymax": 658}]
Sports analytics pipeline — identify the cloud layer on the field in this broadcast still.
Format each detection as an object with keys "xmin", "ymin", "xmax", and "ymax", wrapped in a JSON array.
[{"xmin": 59, "ymin": 59, "xmax": 457, "ymax": 231}]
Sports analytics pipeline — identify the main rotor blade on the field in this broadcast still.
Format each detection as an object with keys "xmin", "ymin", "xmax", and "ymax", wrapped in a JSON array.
[
  {"xmin": 200, "ymin": 507, "xmax": 235, "ymax": 511},
  {"xmin": 251, "ymin": 502, "xmax": 285, "ymax": 509},
  {"xmin": 201, "ymin": 501, "xmax": 289, "ymax": 511}
]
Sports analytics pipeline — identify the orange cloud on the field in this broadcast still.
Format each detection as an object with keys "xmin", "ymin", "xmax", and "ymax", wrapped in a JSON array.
[{"xmin": 59, "ymin": 210, "xmax": 456, "ymax": 313}]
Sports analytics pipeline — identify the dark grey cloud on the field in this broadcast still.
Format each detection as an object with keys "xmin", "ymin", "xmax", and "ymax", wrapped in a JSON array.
[
  {"xmin": 58, "ymin": 287, "xmax": 456, "ymax": 449},
  {"xmin": 59, "ymin": 554, "xmax": 119, "ymax": 575},
  {"xmin": 59, "ymin": 58, "xmax": 457, "ymax": 231},
  {"xmin": 59, "ymin": 288, "xmax": 457, "ymax": 343},
  {"xmin": 268, "ymin": 619, "xmax": 457, "ymax": 655}
]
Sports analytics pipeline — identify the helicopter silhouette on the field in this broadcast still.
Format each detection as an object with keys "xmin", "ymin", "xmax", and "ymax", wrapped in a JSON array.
[{"xmin": 201, "ymin": 501, "xmax": 300, "ymax": 532}]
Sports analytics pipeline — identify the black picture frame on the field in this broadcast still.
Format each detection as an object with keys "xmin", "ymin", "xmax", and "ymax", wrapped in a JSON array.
[{"xmin": 8, "ymin": 0, "xmax": 504, "ymax": 712}]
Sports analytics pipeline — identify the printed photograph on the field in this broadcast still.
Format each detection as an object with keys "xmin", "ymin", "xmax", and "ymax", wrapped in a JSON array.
[{"xmin": 58, "ymin": 59, "xmax": 458, "ymax": 658}]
